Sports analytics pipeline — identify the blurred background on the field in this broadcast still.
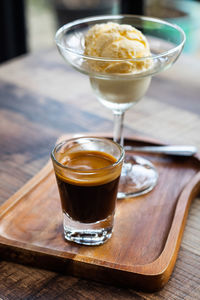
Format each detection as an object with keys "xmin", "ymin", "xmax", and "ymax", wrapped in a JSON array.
[{"xmin": 0, "ymin": 0, "xmax": 200, "ymax": 63}]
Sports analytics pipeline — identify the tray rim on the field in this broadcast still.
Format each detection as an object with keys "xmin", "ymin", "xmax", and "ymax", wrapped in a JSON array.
[{"xmin": 0, "ymin": 133, "xmax": 200, "ymax": 290}]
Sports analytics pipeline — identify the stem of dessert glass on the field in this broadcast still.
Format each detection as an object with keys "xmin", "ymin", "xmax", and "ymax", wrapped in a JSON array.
[{"xmin": 113, "ymin": 111, "xmax": 125, "ymax": 146}]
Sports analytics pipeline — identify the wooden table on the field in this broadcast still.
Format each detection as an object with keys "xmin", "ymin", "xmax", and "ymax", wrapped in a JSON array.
[{"xmin": 0, "ymin": 48, "xmax": 199, "ymax": 299}]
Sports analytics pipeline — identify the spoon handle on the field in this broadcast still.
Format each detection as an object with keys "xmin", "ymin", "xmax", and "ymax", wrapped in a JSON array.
[{"xmin": 124, "ymin": 145, "xmax": 197, "ymax": 156}]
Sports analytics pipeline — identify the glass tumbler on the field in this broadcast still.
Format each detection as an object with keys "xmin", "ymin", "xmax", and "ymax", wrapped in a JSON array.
[{"xmin": 51, "ymin": 136, "xmax": 124, "ymax": 245}]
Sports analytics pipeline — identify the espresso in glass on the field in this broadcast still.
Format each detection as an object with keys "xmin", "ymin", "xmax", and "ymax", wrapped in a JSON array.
[{"xmin": 51, "ymin": 137, "xmax": 124, "ymax": 245}]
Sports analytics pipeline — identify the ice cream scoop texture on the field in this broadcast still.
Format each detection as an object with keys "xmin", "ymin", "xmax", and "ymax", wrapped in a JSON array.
[{"xmin": 84, "ymin": 22, "xmax": 152, "ymax": 73}]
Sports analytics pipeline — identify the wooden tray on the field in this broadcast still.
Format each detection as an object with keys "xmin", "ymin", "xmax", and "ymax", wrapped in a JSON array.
[{"xmin": 0, "ymin": 134, "xmax": 200, "ymax": 292}]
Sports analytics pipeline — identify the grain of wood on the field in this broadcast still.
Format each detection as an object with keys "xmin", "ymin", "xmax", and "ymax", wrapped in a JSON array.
[
  {"xmin": 0, "ymin": 134, "xmax": 199, "ymax": 292},
  {"xmin": 0, "ymin": 49, "xmax": 199, "ymax": 299}
]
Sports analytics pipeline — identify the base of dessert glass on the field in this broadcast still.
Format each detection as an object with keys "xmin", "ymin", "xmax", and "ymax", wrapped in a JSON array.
[
  {"xmin": 117, "ymin": 155, "xmax": 158, "ymax": 199},
  {"xmin": 63, "ymin": 212, "xmax": 114, "ymax": 245}
]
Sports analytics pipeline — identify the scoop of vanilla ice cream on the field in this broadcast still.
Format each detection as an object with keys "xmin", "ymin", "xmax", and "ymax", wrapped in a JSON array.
[{"xmin": 84, "ymin": 22, "xmax": 152, "ymax": 73}]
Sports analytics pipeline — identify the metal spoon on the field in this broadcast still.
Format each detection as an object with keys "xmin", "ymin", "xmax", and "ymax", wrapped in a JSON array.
[{"xmin": 124, "ymin": 145, "xmax": 197, "ymax": 156}]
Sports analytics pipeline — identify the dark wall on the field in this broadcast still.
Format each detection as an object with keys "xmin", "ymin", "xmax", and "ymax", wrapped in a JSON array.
[{"xmin": 0, "ymin": 0, "xmax": 27, "ymax": 63}]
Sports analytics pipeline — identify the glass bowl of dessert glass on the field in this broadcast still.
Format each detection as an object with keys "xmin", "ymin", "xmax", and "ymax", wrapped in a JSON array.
[{"xmin": 55, "ymin": 15, "xmax": 186, "ymax": 199}]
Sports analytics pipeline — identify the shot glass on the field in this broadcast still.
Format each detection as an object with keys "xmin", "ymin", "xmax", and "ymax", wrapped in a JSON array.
[{"xmin": 51, "ymin": 136, "xmax": 124, "ymax": 245}]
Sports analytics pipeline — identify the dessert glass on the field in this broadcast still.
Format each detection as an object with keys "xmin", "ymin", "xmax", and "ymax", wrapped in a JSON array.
[{"xmin": 55, "ymin": 15, "xmax": 186, "ymax": 198}]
